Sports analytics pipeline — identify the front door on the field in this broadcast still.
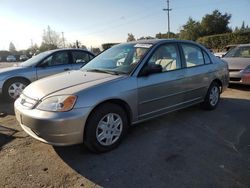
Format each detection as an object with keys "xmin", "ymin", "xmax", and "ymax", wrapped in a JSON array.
[
  {"xmin": 36, "ymin": 51, "xmax": 72, "ymax": 79},
  {"xmin": 137, "ymin": 43, "xmax": 188, "ymax": 120}
]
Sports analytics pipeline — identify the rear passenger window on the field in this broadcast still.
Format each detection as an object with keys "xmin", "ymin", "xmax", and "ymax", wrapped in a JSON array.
[
  {"xmin": 72, "ymin": 51, "xmax": 90, "ymax": 64},
  {"xmin": 148, "ymin": 44, "xmax": 181, "ymax": 72},
  {"xmin": 181, "ymin": 44, "xmax": 204, "ymax": 67}
]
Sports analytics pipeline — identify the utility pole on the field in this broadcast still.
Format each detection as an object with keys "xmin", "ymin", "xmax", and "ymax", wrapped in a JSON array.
[
  {"xmin": 62, "ymin": 32, "xmax": 65, "ymax": 48},
  {"xmin": 163, "ymin": 0, "xmax": 172, "ymax": 38}
]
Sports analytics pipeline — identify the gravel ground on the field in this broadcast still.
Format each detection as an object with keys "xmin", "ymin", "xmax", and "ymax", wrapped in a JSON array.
[{"xmin": 0, "ymin": 66, "xmax": 250, "ymax": 187}]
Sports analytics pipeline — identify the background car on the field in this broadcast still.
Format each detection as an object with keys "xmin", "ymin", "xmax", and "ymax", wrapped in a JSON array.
[
  {"xmin": 15, "ymin": 39, "xmax": 229, "ymax": 153},
  {"xmin": 19, "ymin": 54, "xmax": 29, "ymax": 61},
  {"xmin": 6, "ymin": 55, "xmax": 16, "ymax": 62},
  {"xmin": 222, "ymin": 43, "xmax": 250, "ymax": 85},
  {"xmin": 214, "ymin": 44, "xmax": 237, "ymax": 58},
  {"xmin": 0, "ymin": 48, "xmax": 95, "ymax": 100}
]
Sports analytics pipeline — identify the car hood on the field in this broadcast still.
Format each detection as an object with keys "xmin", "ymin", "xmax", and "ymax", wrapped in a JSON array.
[
  {"xmin": 22, "ymin": 70, "xmax": 123, "ymax": 100},
  {"xmin": 222, "ymin": 57, "xmax": 250, "ymax": 70}
]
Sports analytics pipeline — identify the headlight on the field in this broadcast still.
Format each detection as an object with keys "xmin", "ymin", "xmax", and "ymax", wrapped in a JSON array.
[
  {"xmin": 36, "ymin": 95, "xmax": 77, "ymax": 112},
  {"xmin": 242, "ymin": 65, "xmax": 250, "ymax": 73}
]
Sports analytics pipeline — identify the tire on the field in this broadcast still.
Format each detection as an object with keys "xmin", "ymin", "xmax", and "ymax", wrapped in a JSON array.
[
  {"xmin": 3, "ymin": 79, "xmax": 29, "ymax": 101},
  {"xmin": 201, "ymin": 82, "xmax": 220, "ymax": 110},
  {"xmin": 84, "ymin": 103, "xmax": 128, "ymax": 153}
]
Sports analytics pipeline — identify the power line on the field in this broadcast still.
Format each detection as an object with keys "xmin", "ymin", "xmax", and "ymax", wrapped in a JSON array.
[{"xmin": 163, "ymin": 0, "xmax": 172, "ymax": 38}]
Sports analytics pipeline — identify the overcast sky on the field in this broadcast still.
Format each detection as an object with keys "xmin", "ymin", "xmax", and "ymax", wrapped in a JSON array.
[{"xmin": 0, "ymin": 0, "xmax": 249, "ymax": 50}]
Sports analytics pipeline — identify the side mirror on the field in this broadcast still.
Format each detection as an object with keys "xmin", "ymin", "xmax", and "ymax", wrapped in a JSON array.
[
  {"xmin": 37, "ymin": 62, "xmax": 48, "ymax": 68},
  {"xmin": 139, "ymin": 63, "xmax": 162, "ymax": 77}
]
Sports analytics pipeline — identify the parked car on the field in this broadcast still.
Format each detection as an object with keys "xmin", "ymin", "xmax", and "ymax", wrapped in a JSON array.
[
  {"xmin": 222, "ymin": 43, "xmax": 250, "ymax": 85},
  {"xmin": 19, "ymin": 54, "xmax": 29, "ymax": 61},
  {"xmin": 15, "ymin": 39, "xmax": 229, "ymax": 153},
  {"xmin": 0, "ymin": 48, "xmax": 95, "ymax": 100},
  {"xmin": 214, "ymin": 44, "xmax": 237, "ymax": 58},
  {"xmin": 6, "ymin": 55, "xmax": 16, "ymax": 62}
]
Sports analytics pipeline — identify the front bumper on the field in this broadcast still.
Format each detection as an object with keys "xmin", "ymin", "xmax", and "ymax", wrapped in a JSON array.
[
  {"xmin": 14, "ymin": 98, "xmax": 92, "ymax": 146},
  {"xmin": 229, "ymin": 71, "xmax": 250, "ymax": 85}
]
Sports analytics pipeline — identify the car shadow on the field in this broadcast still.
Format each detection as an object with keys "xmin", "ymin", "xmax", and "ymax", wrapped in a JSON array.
[
  {"xmin": 228, "ymin": 83, "xmax": 250, "ymax": 91},
  {"xmin": 54, "ymin": 97, "xmax": 250, "ymax": 188},
  {"xmin": 0, "ymin": 125, "xmax": 18, "ymax": 149},
  {"xmin": 0, "ymin": 96, "xmax": 15, "ymax": 116}
]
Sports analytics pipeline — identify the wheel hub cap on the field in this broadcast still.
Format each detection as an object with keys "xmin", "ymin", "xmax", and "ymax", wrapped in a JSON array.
[
  {"xmin": 8, "ymin": 82, "xmax": 26, "ymax": 99},
  {"xmin": 96, "ymin": 113, "xmax": 123, "ymax": 146},
  {"xmin": 209, "ymin": 86, "xmax": 219, "ymax": 106}
]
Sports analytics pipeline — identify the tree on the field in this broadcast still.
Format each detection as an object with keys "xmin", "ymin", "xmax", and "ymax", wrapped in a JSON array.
[
  {"xmin": 9, "ymin": 42, "xmax": 16, "ymax": 53},
  {"xmin": 127, "ymin": 33, "xmax": 136, "ymax": 42},
  {"xmin": 40, "ymin": 26, "xmax": 63, "ymax": 52},
  {"xmin": 200, "ymin": 10, "xmax": 232, "ymax": 36},
  {"xmin": 155, "ymin": 32, "xmax": 177, "ymax": 39},
  {"xmin": 68, "ymin": 40, "xmax": 87, "ymax": 49},
  {"xmin": 27, "ymin": 44, "xmax": 39, "ymax": 56},
  {"xmin": 179, "ymin": 18, "xmax": 201, "ymax": 40}
]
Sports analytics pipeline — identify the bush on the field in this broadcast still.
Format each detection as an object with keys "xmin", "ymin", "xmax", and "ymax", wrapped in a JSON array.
[{"xmin": 197, "ymin": 31, "xmax": 250, "ymax": 50}]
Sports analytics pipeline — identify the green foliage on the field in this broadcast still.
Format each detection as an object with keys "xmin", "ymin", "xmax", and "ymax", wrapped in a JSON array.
[
  {"xmin": 179, "ymin": 10, "xmax": 232, "ymax": 42},
  {"xmin": 179, "ymin": 18, "xmax": 201, "ymax": 40},
  {"xmin": 197, "ymin": 31, "xmax": 250, "ymax": 50},
  {"xmin": 200, "ymin": 10, "xmax": 231, "ymax": 36},
  {"xmin": 155, "ymin": 32, "xmax": 177, "ymax": 39}
]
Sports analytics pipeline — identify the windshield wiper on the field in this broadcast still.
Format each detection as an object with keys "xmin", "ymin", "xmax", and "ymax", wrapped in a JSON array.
[{"xmin": 86, "ymin": 69, "xmax": 121, "ymax": 75}]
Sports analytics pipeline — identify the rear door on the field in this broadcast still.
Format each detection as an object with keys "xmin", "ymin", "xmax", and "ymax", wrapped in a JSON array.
[
  {"xmin": 137, "ymin": 43, "xmax": 188, "ymax": 120},
  {"xmin": 36, "ymin": 51, "xmax": 72, "ymax": 79},
  {"xmin": 179, "ymin": 43, "xmax": 215, "ymax": 101}
]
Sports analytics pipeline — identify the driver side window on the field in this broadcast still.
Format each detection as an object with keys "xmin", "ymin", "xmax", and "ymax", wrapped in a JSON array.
[
  {"xmin": 40, "ymin": 52, "xmax": 69, "ymax": 67},
  {"xmin": 148, "ymin": 44, "xmax": 181, "ymax": 72}
]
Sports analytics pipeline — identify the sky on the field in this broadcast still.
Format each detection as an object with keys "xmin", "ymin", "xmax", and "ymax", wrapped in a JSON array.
[{"xmin": 0, "ymin": 0, "xmax": 249, "ymax": 50}]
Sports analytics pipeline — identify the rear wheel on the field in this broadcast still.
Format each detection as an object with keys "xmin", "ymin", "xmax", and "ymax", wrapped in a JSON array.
[
  {"xmin": 84, "ymin": 103, "xmax": 128, "ymax": 153},
  {"xmin": 3, "ymin": 79, "xmax": 29, "ymax": 101},
  {"xmin": 201, "ymin": 82, "xmax": 220, "ymax": 110}
]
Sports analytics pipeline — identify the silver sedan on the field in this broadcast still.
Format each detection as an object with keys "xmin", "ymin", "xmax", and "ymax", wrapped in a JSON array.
[
  {"xmin": 15, "ymin": 39, "xmax": 229, "ymax": 153},
  {"xmin": 0, "ymin": 49, "xmax": 95, "ymax": 100},
  {"xmin": 222, "ymin": 43, "xmax": 250, "ymax": 85}
]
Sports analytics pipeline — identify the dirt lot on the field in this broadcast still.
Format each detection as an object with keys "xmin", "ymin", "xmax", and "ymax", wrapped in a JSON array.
[{"xmin": 0, "ymin": 84, "xmax": 250, "ymax": 188}]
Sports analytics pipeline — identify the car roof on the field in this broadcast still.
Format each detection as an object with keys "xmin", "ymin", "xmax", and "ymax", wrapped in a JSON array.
[
  {"xmin": 48, "ymin": 48, "xmax": 91, "ymax": 53},
  {"xmin": 235, "ymin": 43, "xmax": 250, "ymax": 47},
  {"xmin": 126, "ymin": 39, "xmax": 199, "ymax": 45}
]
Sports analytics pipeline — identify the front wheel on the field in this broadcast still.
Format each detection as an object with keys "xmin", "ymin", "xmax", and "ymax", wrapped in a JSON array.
[
  {"xmin": 201, "ymin": 82, "xmax": 220, "ymax": 110},
  {"xmin": 3, "ymin": 79, "xmax": 29, "ymax": 101},
  {"xmin": 84, "ymin": 103, "xmax": 128, "ymax": 153}
]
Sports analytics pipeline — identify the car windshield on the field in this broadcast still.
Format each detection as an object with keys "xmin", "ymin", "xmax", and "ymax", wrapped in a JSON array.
[
  {"xmin": 20, "ymin": 51, "xmax": 51, "ymax": 67},
  {"xmin": 82, "ymin": 43, "xmax": 151, "ymax": 75},
  {"xmin": 224, "ymin": 46, "xmax": 250, "ymax": 58}
]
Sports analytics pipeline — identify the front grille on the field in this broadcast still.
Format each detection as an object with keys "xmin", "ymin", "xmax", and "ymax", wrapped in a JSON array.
[
  {"xmin": 19, "ymin": 94, "xmax": 39, "ymax": 109},
  {"xmin": 230, "ymin": 77, "xmax": 241, "ymax": 82}
]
